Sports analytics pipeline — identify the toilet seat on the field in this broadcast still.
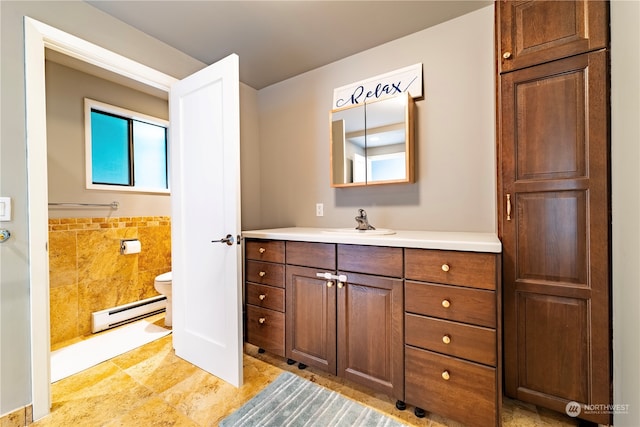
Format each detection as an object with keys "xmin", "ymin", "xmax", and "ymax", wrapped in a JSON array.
[{"xmin": 155, "ymin": 272, "xmax": 172, "ymax": 282}]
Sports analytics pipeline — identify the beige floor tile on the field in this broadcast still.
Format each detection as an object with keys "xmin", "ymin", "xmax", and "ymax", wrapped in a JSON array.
[
  {"xmin": 103, "ymin": 396, "xmax": 199, "ymax": 427},
  {"xmin": 32, "ymin": 316, "xmax": 581, "ymax": 427}
]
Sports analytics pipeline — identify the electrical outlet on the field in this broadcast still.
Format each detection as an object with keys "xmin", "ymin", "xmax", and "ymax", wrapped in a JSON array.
[
  {"xmin": 0, "ymin": 197, "xmax": 11, "ymax": 221},
  {"xmin": 316, "ymin": 203, "xmax": 324, "ymax": 217}
]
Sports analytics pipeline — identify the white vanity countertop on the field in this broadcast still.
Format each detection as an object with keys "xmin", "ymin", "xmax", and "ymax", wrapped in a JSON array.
[{"xmin": 242, "ymin": 227, "xmax": 502, "ymax": 253}]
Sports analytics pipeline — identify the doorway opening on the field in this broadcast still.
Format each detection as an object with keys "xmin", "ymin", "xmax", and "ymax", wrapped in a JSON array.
[{"xmin": 25, "ymin": 17, "xmax": 176, "ymax": 419}]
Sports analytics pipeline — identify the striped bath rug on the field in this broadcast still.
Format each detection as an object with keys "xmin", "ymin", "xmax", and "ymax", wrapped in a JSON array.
[{"xmin": 220, "ymin": 372, "xmax": 407, "ymax": 426}]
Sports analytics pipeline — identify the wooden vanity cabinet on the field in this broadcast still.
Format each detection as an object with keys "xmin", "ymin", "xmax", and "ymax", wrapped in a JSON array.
[
  {"xmin": 244, "ymin": 240, "xmax": 286, "ymax": 356},
  {"xmin": 404, "ymin": 248, "xmax": 501, "ymax": 427},
  {"xmin": 244, "ymin": 237, "xmax": 500, "ymax": 424}
]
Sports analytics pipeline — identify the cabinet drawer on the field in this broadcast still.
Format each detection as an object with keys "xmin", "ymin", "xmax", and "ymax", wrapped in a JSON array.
[
  {"xmin": 286, "ymin": 241, "xmax": 336, "ymax": 270},
  {"xmin": 405, "ymin": 314, "xmax": 496, "ymax": 366},
  {"xmin": 405, "ymin": 248, "xmax": 496, "ymax": 290},
  {"xmin": 245, "ymin": 239, "xmax": 285, "ymax": 263},
  {"xmin": 246, "ymin": 305, "xmax": 285, "ymax": 357},
  {"xmin": 338, "ymin": 244, "xmax": 403, "ymax": 277},
  {"xmin": 246, "ymin": 283, "xmax": 285, "ymax": 312},
  {"xmin": 405, "ymin": 281, "xmax": 495, "ymax": 328},
  {"xmin": 246, "ymin": 260, "xmax": 285, "ymax": 288},
  {"xmin": 405, "ymin": 347, "xmax": 496, "ymax": 427}
]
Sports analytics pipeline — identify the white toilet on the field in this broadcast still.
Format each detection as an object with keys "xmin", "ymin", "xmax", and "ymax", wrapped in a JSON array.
[{"xmin": 154, "ymin": 272, "xmax": 172, "ymax": 327}]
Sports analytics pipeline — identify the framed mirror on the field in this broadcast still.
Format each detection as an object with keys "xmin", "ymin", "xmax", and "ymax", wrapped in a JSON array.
[{"xmin": 330, "ymin": 93, "xmax": 414, "ymax": 187}]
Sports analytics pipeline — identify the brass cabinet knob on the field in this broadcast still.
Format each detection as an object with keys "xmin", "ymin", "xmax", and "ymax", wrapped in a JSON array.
[
  {"xmin": 258, "ymin": 317, "xmax": 266, "ymax": 324},
  {"xmin": 442, "ymin": 370, "xmax": 450, "ymax": 380},
  {"xmin": 259, "ymin": 271, "xmax": 266, "ymax": 277},
  {"xmin": 503, "ymin": 51, "xmax": 512, "ymax": 59},
  {"xmin": 442, "ymin": 334, "xmax": 451, "ymax": 344},
  {"xmin": 442, "ymin": 299, "xmax": 451, "ymax": 308},
  {"xmin": 327, "ymin": 281, "xmax": 334, "ymax": 288},
  {"xmin": 441, "ymin": 264, "xmax": 450, "ymax": 272},
  {"xmin": 259, "ymin": 247, "xmax": 266, "ymax": 253},
  {"xmin": 338, "ymin": 282, "xmax": 344, "ymax": 289},
  {"xmin": 259, "ymin": 294, "xmax": 266, "ymax": 300}
]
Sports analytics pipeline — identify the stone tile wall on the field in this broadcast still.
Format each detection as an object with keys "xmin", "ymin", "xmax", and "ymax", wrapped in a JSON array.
[{"xmin": 48, "ymin": 216, "xmax": 171, "ymax": 345}]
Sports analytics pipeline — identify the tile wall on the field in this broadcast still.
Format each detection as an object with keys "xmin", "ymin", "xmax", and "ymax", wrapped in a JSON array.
[{"xmin": 48, "ymin": 216, "xmax": 171, "ymax": 345}]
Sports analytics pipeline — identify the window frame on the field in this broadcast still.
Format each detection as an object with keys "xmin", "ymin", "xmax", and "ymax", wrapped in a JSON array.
[{"xmin": 84, "ymin": 98, "xmax": 170, "ymax": 194}]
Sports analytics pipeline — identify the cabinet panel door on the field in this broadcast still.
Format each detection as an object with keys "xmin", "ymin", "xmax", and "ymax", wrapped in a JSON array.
[
  {"xmin": 498, "ymin": 0, "xmax": 608, "ymax": 73},
  {"xmin": 285, "ymin": 265, "xmax": 336, "ymax": 373},
  {"xmin": 500, "ymin": 51, "xmax": 610, "ymax": 424},
  {"xmin": 337, "ymin": 271, "xmax": 404, "ymax": 400}
]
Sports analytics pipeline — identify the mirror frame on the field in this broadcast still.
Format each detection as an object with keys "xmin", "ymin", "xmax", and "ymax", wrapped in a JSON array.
[{"xmin": 329, "ymin": 92, "xmax": 415, "ymax": 187}]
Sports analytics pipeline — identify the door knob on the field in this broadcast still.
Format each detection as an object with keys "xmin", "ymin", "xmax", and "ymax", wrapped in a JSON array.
[
  {"xmin": 212, "ymin": 234, "xmax": 235, "ymax": 246},
  {"xmin": 0, "ymin": 229, "xmax": 10, "ymax": 242}
]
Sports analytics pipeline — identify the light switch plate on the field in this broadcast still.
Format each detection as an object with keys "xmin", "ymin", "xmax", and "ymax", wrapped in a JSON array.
[{"xmin": 0, "ymin": 197, "xmax": 12, "ymax": 221}]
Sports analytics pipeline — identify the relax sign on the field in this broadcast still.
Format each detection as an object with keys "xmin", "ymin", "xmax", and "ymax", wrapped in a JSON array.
[{"xmin": 332, "ymin": 63, "xmax": 423, "ymax": 108}]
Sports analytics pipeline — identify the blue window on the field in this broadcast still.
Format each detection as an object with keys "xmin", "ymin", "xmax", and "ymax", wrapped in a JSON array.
[{"xmin": 85, "ymin": 99, "xmax": 169, "ymax": 193}]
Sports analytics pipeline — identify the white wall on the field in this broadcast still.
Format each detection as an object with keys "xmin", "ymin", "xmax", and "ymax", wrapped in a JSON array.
[
  {"xmin": 255, "ymin": 6, "xmax": 496, "ymax": 233},
  {"xmin": 611, "ymin": 1, "xmax": 640, "ymax": 424}
]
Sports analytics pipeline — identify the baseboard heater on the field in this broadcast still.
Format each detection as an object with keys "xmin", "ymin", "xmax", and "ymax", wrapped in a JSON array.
[{"xmin": 91, "ymin": 295, "xmax": 167, "ymax": 333}]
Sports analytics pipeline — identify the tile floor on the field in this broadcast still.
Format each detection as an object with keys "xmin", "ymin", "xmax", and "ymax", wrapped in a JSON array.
[{"xmin": 31, "ymin": 315, "xmax": 579, "ymax": 427}]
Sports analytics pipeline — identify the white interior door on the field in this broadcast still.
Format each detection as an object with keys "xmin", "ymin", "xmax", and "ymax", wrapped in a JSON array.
[{"xmin": 169, "ymin": 54, "xmax": 242, "ymax": 386}]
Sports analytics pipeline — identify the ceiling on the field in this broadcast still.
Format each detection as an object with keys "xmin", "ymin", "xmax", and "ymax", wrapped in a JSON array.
[{"xmin": 84, "ymin": 1, "xmax": 492, "ymax": 90}]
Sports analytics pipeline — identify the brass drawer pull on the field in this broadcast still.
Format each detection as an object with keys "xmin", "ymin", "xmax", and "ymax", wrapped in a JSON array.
[
  {"xmin": 259, "ymin": 294, "xmax": 266, "ymax": 300},
  {"xmin": 259, "ymin": 271, "xmax": 266, "ymax": 277},
  {"xmin": 442, "ymin": 334, "xmax": 451, "ymax": 344},
  {"xmin": 441, "ymin": 299, "xmax": 451, "ymax": 308},
  {"xmin": 258, "ymin": 317, "xmax": 266, "ymax": 324},
  {"xmin": 502, "ymin": 51, "xmax": 512, "ymax": 59},
  {"xmin": 442, "ymin": 370, "xmax": 450, "ymax": 380},
  {"xmin": 326, "ymin": 281, "xmax": 334, "ymax": 288},
  {"xmin": 259, "ymin": 247, "xmax": 266, "ymax": 253},
  {"xmin": 441, "ymin": 264, "xmax": 450, "ymax": 272}
]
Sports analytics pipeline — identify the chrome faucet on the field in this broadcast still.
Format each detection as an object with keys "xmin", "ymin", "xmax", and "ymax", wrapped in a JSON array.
[{"xmin": 355, "ymin": 209, "xmax": 375, "ymax": 230}]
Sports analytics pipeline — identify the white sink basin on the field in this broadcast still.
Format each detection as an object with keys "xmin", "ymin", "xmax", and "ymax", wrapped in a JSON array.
[{"xmin": 322, "ymin": 228, "xmax": 396, "ymax": 236}]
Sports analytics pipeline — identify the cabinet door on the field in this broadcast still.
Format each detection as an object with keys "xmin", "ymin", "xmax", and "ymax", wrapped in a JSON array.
[
  {"xmin": 337, "ymin": 271, "xmax": 404, "ymax": 400},
  {"xmin": 285, "ymin": 265, "xmax": 336, "ymax": 373},
  {"xmin": 497, "ymin": 0, "xmax": 608, "ymax": 73},
  {"xmin": 499, "ymin": 51, "xmax": 610, "ymax": 424}
]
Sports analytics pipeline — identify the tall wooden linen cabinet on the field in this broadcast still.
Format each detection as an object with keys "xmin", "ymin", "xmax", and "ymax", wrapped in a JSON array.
[{"xmin": 496, "ymin": 1, "xmax": 611, "ymax": 425}]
